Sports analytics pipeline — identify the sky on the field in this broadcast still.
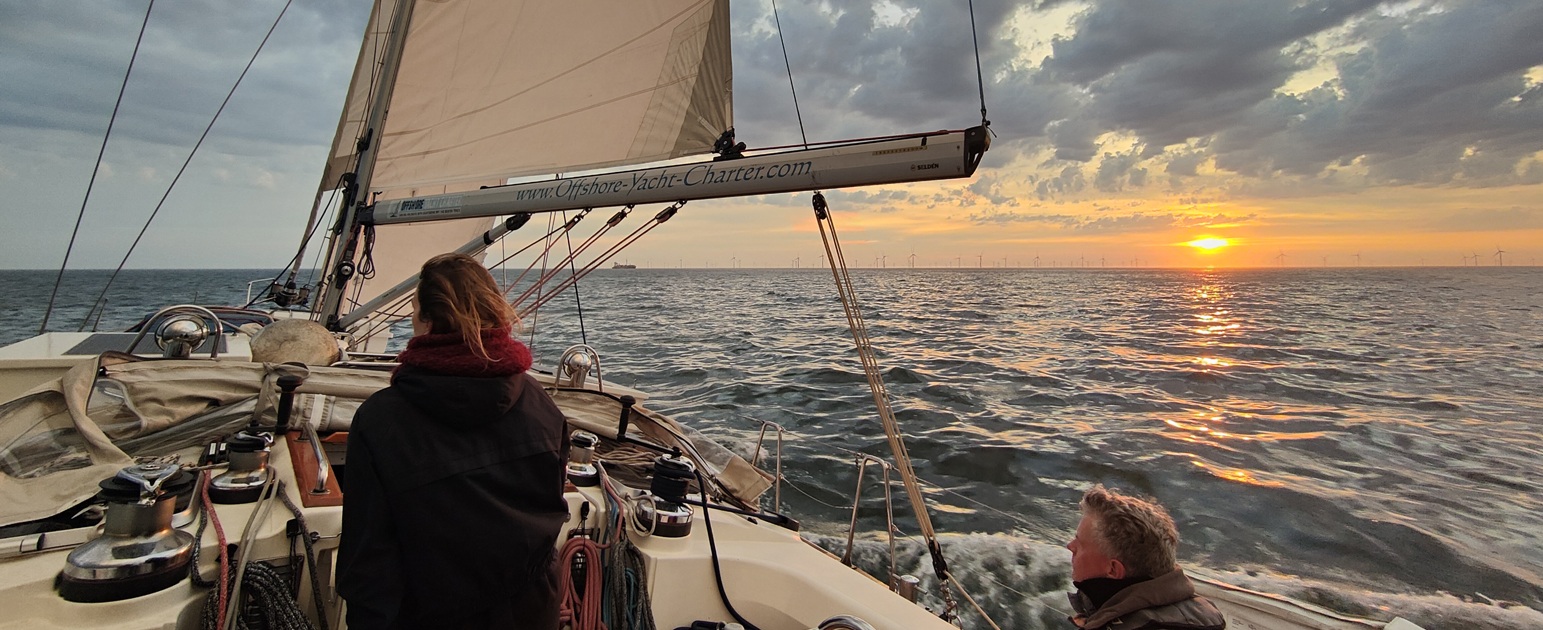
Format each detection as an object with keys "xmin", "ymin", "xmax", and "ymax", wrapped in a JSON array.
[{"xmin": 1, "ymin": 0, "xmax": 1541, "ymax": 270}]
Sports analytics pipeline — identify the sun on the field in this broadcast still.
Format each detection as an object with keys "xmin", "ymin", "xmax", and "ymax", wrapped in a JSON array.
[{"xmin": 1187, "ymin": 237, "xmax": 1230, "ymax": 251}]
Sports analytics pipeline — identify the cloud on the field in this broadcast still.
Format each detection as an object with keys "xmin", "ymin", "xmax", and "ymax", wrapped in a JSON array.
[
  {"xmin": 1019, "ymin": 0, "xmax": 1543, "ymax": 191},
  {"xmin": 0, "ymin": 0, "xmax": 367, "ymax": 155},
  {"xmin": 1422, "ymin": 206, "xmax": 1543, "ymax": 232},
  {"xmin": 967, "ymin": 209, "xmax": 1257, "ymax": 233}
]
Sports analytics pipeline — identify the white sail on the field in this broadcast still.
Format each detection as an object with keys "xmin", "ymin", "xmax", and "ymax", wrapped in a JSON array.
[
  {"xmin": 321, "ymin": 0, "xmax": 733, "ymax": 195},
  {"xmin": 317, "ymin": 0, "xmax": 732, "ymax": 333}
]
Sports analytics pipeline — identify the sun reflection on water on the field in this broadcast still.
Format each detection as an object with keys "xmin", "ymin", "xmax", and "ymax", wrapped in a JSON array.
[{"xmin": 1191, "ymin": 460, "xmax": 1286, "ymax": 488}]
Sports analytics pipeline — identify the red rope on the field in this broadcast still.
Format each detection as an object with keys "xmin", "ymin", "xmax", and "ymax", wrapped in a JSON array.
[
  {"xmin": 200, "ymin": 472, "xmax": 231, "ymax": 627},
  {"xmin": 557, "ymin": 536, "xmax": 608, "ymax": 630}
]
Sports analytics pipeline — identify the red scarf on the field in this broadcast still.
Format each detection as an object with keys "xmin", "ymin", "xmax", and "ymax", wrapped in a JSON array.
[{"xmin": 395, "ymin": 326, "xmax": 532, "ymax": 378}]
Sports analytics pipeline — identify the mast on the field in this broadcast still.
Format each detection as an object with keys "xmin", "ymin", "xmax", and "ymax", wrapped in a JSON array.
[{"xmin": 315, "ymin": 0, "xmax": 418, "ymax": 330}]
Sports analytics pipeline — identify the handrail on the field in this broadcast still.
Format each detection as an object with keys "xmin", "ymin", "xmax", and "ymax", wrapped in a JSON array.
[
  {"xmin": 841, "ymin": 454, "xmax": 897, "ymax": 590},
  {"xmin": 299, "ymin": 422, "xmax": 329, "ymax": 494},
  {"xmin": 751, "ymin": 420, "xmax": 785, "ymax": 511}
]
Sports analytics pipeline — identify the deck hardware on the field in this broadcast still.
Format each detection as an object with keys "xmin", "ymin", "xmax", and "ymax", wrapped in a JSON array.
[
  {"xmin": 59, "ymin": 463, "xmax": 196, "ymax": 602},
  {"xmin": 126, "ymin": 304, "xmax": 226, "ymax": 359},
  {"xmin": 209, "ymin": 430, "xmax": 273, "ymax": 504},
  {"xmin": 556, "ymin": 344, "xmax": 602, "ymax": 389},
  {"xmin": 567, "ymin": 430, "xmax": 600, "ymax": 487},
  {"xmin": 841, "ymin": 455, "xmax": 899, "ymax": 594},
  {"xmin": 751, "ymin": 420, "xmax": 785, "ymax": 511}
]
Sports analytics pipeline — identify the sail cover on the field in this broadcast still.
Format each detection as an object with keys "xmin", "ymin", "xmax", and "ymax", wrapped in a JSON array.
[{"xmin": 321, "ymin": 0, "xmax": 734, "ymax": 195}]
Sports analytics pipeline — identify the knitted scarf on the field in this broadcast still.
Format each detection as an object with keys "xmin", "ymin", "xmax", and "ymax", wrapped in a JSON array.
[{"xmin": 395, "ymin": 326, "xmax": 532, "ymax": 378}]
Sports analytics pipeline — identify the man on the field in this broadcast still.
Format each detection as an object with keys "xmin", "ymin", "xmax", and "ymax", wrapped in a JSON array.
[{"xmin": 1065, "ymin": 485, "xmax": 1226, "ymax": 629}]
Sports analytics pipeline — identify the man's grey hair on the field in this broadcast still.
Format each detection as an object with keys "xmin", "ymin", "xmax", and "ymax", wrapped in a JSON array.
[{"xmin": 1079, "ymin": 485, "xmax": 1179, "ymax": 578}]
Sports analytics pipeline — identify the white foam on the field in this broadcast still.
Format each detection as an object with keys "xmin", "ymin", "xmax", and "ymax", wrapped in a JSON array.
[{"xmin": 814, "ymin": 532, "xmax": 1543, "ymax": 630}]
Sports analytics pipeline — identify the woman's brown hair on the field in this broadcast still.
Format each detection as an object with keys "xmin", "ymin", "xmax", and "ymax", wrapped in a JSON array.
[{"xmin": 415, "ymin": 253, "xmax": 516, "ymax": 359}]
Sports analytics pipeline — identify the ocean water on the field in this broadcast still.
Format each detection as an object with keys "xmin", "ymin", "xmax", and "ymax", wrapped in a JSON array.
[{"xmin": 3, "ymin": 267, "xmax": 1541, "ymax": 629}]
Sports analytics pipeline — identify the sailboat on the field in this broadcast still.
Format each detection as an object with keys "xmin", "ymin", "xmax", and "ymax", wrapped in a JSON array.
[{"xmin": 0, "ymin": 1, "xmax": 1428, "ymax": 629}]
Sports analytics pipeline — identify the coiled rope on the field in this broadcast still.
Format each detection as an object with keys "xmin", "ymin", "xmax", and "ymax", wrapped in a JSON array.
[{"xmin": 558, "ymin": 534, "xmax": 607, "ymax": 630}]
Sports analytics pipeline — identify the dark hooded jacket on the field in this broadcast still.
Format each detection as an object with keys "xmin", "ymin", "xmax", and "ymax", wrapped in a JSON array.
[
  {"xmin": 1068, "ymin": 568, "xmax": 1226, "ymax": 630},
  {"xmin": 338, "ymin": 352, "xmax": 569, "ymax": 630}
]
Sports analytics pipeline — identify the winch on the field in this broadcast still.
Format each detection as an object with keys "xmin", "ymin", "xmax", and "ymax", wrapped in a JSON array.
[
  {"xmin": 639, "ymin": 452, "xmax": 696, "ymax": 538},
  {"xmin": 208, "ymin": 429, "xmax": 273, "ymax": 504},
  {"xmin": 567, "ymin": 430, "xmax": 600, "ymax": 487},
  {"xmin": 58, "ymin": 462, "xmax": 197, "ymax": 603}
]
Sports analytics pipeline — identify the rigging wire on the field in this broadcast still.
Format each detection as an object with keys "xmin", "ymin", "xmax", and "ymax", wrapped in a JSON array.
[
  {"xmin": 561, "ymin": 211, "xmax": 589, "ymax": 346},
  {"xmin": 76, "ymin": 0, "xmax": 297, "ymax": 332},
  {"xmin": 967, "ymin": 0, "xmax": 991, "ymax": 128},
  {"xmin": 39, "ymin": 0, "xmax": 156, "ymax": 335},
  {"xmin": 769, "ymin": 0, "xmax": 809, "ymax": 149},
  {"xmin": 245, "ymin": 175, "xmax": 346, "ymax": 308}
]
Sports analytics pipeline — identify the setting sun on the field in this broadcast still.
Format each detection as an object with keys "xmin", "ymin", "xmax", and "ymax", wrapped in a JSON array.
[{"xmin": 1187, "ymin": 237, "xmax": 1230, "ymax": 251}]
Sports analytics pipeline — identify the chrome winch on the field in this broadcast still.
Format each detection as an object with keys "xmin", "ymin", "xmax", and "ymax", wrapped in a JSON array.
[
  {"xmin": 58, "ymin": 462, "xmax": 197, "ymax": 603},
  {"xmin": 208, "ymin": 429, "xmax": 273, "ymax": 504},
  {"xmin": 567, "ymin": 430, "xmax": 600, "ymax": 487}
]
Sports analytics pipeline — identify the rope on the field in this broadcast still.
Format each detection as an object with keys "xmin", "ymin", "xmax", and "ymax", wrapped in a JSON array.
[
  {"xmin": 225, "ymin": 471, "xmax": 281, "ymax": 630},
  {"xmin": 602, "ymin": 539, "xmax": 656, "ymax": 630},
  {"xmin": 39, "ymin": 0, "xmax": 156, "ymax": 334},
  {"xmin": 516, "ymin": 203, "xmax": 683, "ymax": 320},
  {"xmin": 947, "ymin": 573, "xmax": 1004, "ymax": 630},
  {"xmin": 78, "ymin": 0, "xmax": 297, "ymax": 332},
  {"xmin": 199, "ymin": 562, "xmax": 317, "ymax": 630},
  {"xmin": 811, "ymin": 192, "xmax": 958, "ymax": 622},
  {"xmin": 770, "ymin": 0, "xmax": 809, "ymax": 148},
  {"xmin": 557, "ymin": 536, "xmax": 607, "ymax": 630},
  {"xmin": 278, "ymin": 487, "xmax": 331, "ymax": 630},
  {"xmin": 191, "ymin": 470, "xmax": 232, "ymax": 624}
]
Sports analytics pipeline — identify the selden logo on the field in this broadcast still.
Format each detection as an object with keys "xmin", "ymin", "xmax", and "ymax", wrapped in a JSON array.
[{"xmin": 911, "ymin": 163, "xmax": 939, "ymax": 171}]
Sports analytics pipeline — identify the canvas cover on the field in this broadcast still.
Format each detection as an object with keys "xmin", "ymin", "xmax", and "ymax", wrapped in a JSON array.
[
  {"xmin": 0, "ymin": 356, "xmax": 768, "ymax": 528},
  {"xmin": 0, "ymin": 356, "xmax": 389, "ymax": 528}
]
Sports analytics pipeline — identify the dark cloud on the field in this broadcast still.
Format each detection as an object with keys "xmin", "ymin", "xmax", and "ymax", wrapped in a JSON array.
[
  {"xmin": 1031, "ymin": 0, "xmax": 1543, "ymax": 189},
  {"xmin": 0, "ymin": 0, "xmax": 367, "ymax": 155},
  {"xmin": 1094, "ymin": 151, "xmax": 1147, "ymax": 192},
  {"xmin": 1044, "ymin": 0, "xmax": 1381, "ymax": 150}
]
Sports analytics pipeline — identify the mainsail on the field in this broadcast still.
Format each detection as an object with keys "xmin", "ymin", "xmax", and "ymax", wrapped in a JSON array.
[{"xmin": 314, "ymin": 0, "xmax": 733, "ymax": 334}]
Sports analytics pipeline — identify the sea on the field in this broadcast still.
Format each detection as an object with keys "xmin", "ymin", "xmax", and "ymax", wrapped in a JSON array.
[{"xmin": 2, "ymin": 267, "xmax": 1540, "ymax": 630}]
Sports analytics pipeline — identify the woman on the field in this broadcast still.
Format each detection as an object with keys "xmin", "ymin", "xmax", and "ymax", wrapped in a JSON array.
[{"xmin": 338, "ymin": 253, "xmax": 568, "ymax": 629}]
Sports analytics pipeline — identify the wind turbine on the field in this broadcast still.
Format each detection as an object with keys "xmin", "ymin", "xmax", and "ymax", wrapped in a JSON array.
[
  {"xmin": 908, "ymin": 252, "xmax": 916, "ymax": 268},
  {"xmin": 1494, "ymin": 247, "xmax": 1506, "ymax": 266},
  {"xmin": 792, "ymin": 256, "xmax": 800, "ymax": 268},
  {"xmin": 954, "ymin": 256, "xmax": 962, "ymax": 267},
  {"xmin": 1033, "ymin": 255, "xmax": 1041, "ymax": 267},
  {"xmin": 1276, "ymin": 250, "xmax": 1286, "ymax": 266},
  {"xmin": 730, "ymin": 256, "xmax": 738, "ymax": 268},
  {"xmin": 1354, "ymin": 252, "xmax": 1362, "ymax": 266},
  {"xmin": 882, "ymin": 254, "xmax": 888, "ymax": 268},
  {"xmin": 1322, "ymin": 256, "xmax": 1328, "ymax": 267},
  {"xmin": 1471, "ymin": 251, "xmax": 1479, "ymax": 267},
  {"xmin": 1100, "ymin": 256, "xmax": 1106, "ymax": 267},
  {"xmin": 977, "ymin": 253, "xmax": 984, "ymax": 268}
]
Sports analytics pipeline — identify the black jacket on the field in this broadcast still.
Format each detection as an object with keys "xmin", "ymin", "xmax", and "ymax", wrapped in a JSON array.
[
  {"xmin": 1069, "ymin": 569, "xmax": 1227, "ymax": 630},
  {"xmin": 338, "ymin": 367, "xmax": 569, "ymax": 630}
]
